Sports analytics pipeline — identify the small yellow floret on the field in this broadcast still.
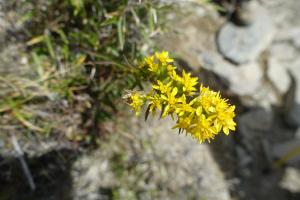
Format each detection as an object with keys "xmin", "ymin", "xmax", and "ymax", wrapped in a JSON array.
[
  {"xmin": 152, "ymin": 80, "xmax": 172, "ymax": 94},
  {"xmin": 155, "ymin": 51, "xmax": 174, "ymax": 64},
  {"xmin": 179, "ymin": 70, "xmax": 198, "ymax": 95},
  {"xmin": 148, "ymin": 94, "xmax": 162, "ymax": 113},
  {"xmin": 129, "ymin": 92, "xmax": 145, "ymax": 116},
  {"xmin": 161, "ymin": 87, "xmax": 179, "ymax": 118}
]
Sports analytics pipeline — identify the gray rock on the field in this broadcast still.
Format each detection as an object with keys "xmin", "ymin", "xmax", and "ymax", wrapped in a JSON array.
[
  {"xmin": 261, "ymin": 139, "xmax": 273, "ymax": 166},
  {"xmin": 72, "ymin": 117, "xmax": 231, "ymax": 200},
  {"xmin": 273, "ymin": 139, "xmax": 300, "ymax": 166},
  {"xmin": 283, "ymin": 62, "xmax": 300, "ymax": 127},
  {"xmin": 267, "ymin": 32, "xmax": 300, "ymax": 125},
  {"xmin": 237, "ymin": 108, "xmax": 273, "ymax": 158},
  {"xmin": 154, "ymin": 3, "xmax": 222, "ymax": 69},
  {"xmin": 291, "ymin": 29, "xmax": 300, "ymax": 48},
  {"xmin": 273, "ymin": 28, "xmax": 300, "ymax": 48},
  {"xmin": 236, "ymin": 146, "xmax": 252, "ymax": 167},
  {"xmin": 267, "ymin": 57, "xmax": 291, "ymax": 94},
  {"xmin": 229, "ymin": 62, "xmax": 264, "ymax": 95},
  {"xmin": 269, "ymin": 42, "xmax": 298, "ymax": 63},
  {"xmin": 238, "ymin": 108, "xmax": 273, "ymax": 133},
  {"xmin": 200, "ymin": 51, "xmax": 281, "ymax": 108},
  {"xmin": 241, "ymin": 81, "xmax": 279, "ymax": 108},
  {"xmin": 280, "ymin": 167, "xmax": 300, "ymax": 193},
  {"xmin": 285, "ymin": 103, "xmax": 300, "ymax": 127},
  {"xmin": 217, "ymin": 5, "xmax": 274, "ymax": 64},
  {"xmin": 295, "ymin": 128, "xmax": 300, "ymax": 139},
  {"xmin": 200, "ymin": 52, "xmax": 263, "ymax": 96},
  {"xmin": 232, "ymin": 0, "xmax": 258, "ymax": 26}
]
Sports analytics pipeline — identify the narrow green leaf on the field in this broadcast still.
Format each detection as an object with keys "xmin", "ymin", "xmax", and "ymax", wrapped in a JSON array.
[
  {"xmin": 26, "ymin": 35, "xmax": 44, "ymax": 46},
  {"xmin": 117, "ymin": 16, "xmax": 125, "ymax": 50},
  {"xmin": 32, "ymin": 52, "xmax": 44, "ymax": 78},
  {"xmin": 101, "ymin": 16, "xmax": 118, "ymax": 26},
  {"xmin": 54, "ymin": 29, "xmax": 69, "ymax": 44},
  {"xmin": 44, "ymin": 32, "xmax": 55, "ymax": 59},
  {"xmin": 148, "ymin": 7, "xmax": 156, "ymax": 32}
]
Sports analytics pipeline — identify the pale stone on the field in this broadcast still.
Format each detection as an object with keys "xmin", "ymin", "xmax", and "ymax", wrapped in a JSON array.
[
  {"xmin": 281, "ymin": 167, "xmax": 300, "ymax": 193},
  {"xmin": 200, "ymin": 52, "xmax": 263, "ymax": 96},
  {"xmin": 267, "ymin": 57, "xmax": 291, "ymax": 94},
  {"xmin": 218, "ymin": 6, "xmax": 274, "ymax": 64}
]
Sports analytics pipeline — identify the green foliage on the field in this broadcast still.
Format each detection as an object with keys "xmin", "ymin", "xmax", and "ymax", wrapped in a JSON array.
[{"xmin": 2, "ymin": 0, "xmax": 162, "ymax": 140}]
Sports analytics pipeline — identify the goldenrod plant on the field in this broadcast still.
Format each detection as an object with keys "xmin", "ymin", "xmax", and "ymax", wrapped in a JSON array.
[{"xmin": 125, "ymin": 51, "xmax": 236, "ymax": 143}]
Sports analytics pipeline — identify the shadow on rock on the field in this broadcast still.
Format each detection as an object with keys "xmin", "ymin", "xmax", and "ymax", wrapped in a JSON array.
[
  {"xmin": 0, "ymin": 149, "xmax": 77, "ymax": 200},
  {"xmin": 209, "ymin": 106, "xmax": 300, "ymax": 200}
]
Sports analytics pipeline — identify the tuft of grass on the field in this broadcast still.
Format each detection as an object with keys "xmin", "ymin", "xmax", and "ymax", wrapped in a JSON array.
[{"xmin": 1, "ymin": 0, "xmax": 163, "ymax": 144}]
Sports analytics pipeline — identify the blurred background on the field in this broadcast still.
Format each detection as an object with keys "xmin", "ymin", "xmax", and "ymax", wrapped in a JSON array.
[{"xmin": 1, "ymin": 0, "xmax": 300, "ymax": 199}]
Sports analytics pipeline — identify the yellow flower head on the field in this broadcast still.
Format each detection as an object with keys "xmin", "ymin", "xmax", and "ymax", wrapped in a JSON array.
[
  {"xmin": 155, "ymin": 51, "xmax": 174, "ymax": 64},
  {"xmin": 167, "ymin": 64, "xmax": 176, "ymax": 72},
  {"xmin": 126, "ymin": 51, "xmax": 236, "ymax": 143},
  {"xmin": 148, "ymin": 94, "xmax": 162, "ymax": 113},
  {"xmin": 152, "ymin": 80, "xmax": 173, "ymax": 94},
  {"xmin": 179, "ymin": 70, "xmax": 198, "ymax": 95},
  {"xmin": 199, "ymin": 85, "xmax": 219, "ymax": 113},
  {"xmin": 198, "ymin": 85, "xmax": 236, "ymax": 135},
  {"xmin": 128, "ymin": 92, "xmax": 145, "ymax": 116},
  {"xmin": 190, "ymin": 114, "xmax": 217, "ymax": 143},
  {"xmin": 175, "ymin": 94, "xmax": 195, "ymax": 116},
  {"xmin": 144, "ymin": 55, "xmax": 154, "ymax": 66},
  {"xmin": 168, "ymin": 69, "xmax": 181, "ymax": 82},
  {"xmin": 173, "ymin": 115, "xmax": 192, "ymax": 130},
  {"xmin": 143, "ymin": 55, "xmax": 159, "ymax": 72},
  {"xmin": 214, "ymin": 104, "xmax": 236, "ymax": 135},
  {"xmin": 161, "ymin": 87, "xmax": 179, "ymax": 118}
]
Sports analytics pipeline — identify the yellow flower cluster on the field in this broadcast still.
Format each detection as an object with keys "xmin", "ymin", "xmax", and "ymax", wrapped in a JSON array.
[{"xmin": 127, "ymin": 51, "xmax": 236, "ymax": 143}]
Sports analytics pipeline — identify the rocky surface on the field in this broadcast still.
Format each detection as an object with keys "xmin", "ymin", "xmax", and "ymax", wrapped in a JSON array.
[
  {"xmin": 200, "ymin": 52, "xmax": 264, "ymax": 96},
  {"xmin": 72, "ymin": 117, "xmax": 231, "ymax": 200},
  {"xmin": 261, "ymin": 0, "xmax": 300, "ymax": 127},
  {"xmin": 58, "ymin": 0, "xmax": 300, "ymax": 199},
  {"xmin": 156, "ymin": 1, "xmax": 300, "ymax": 200},
  {"xmin": 2, "ymin": 0, "xmax": 300, "ymax": 200},
  {"xmin": 267, "ymin": 57, "xmax": 291, "ymax": 94},
  {"xmin": 217, "ymin": 2, "xmax": 274, "ymax": 64},
  {"xmin": 280, "ymin": 167, "xmax": 300, "ymax": 193}
]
